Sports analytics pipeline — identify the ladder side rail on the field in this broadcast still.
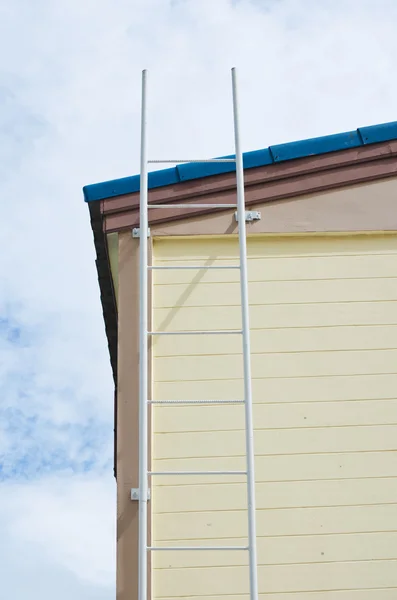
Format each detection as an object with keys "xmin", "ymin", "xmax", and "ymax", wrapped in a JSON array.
[
  {"xmin": 138, "ymin": 68, "xmax": 149, "ymax": 600},
  {"xmin": 232, "ymin": 66, "xmax": 259, "ymax": 600}
]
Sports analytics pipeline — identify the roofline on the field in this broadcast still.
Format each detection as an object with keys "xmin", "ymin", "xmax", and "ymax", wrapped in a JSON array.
[{"xmin": 83, "ymin": 120, "xmax": 397, "ymax": 202}]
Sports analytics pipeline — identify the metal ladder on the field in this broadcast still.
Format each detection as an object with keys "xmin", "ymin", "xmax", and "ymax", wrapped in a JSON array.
[{"xmin": 137, "ymin": 67, "xmax": 258, "ymax": 600}]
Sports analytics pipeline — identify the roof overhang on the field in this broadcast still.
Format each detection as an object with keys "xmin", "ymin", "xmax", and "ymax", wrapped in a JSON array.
[{"xmin": 91, "ymin": 136, "xmax": 397, "ymax": 235}]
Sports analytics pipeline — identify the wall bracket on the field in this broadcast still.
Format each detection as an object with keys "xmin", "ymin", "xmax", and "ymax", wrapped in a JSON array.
[
  {"xmin": 131, "ymin": 488, "xmax": 151, "ymax": 501},
  {"xmin": 234, "ymin": 210, "xmax": 261, "ymax": 223},
  {"xmin": 132, "ymin": 227, "xmax": 151, "ymax": 238}
]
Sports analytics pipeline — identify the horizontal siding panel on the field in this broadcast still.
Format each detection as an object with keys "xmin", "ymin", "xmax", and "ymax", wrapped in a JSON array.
[
  {"xmin": 152, "ymin": 531, "xmax": 397, "ymax": 569},
  {"xmin": 153, "ymin": 301, "xmax": 397, "ymax": 331},
  {"xmin": 153, "ymin": 278, "xmax": 397, "ymax": 308},
  {"xmin": 156, "ymin": 588, "xmax": 397, "ymax": 600},
  {"xmin": 157, "ymin": 592, "xmax": 397, "ymax": 600},
  {"xmin": 153, "ymin": 503, "xmax": 397, "ymax": 540},
  {"xmin": 154, "ymin": 235, "xmax": 397, "ymax": 261},
  {"xmin": 154, "ymin": 425, "xmax": 397, "ymax": 459},
  {"xmin": 153, "ymin": 254, "xmax": 397, "ymax": 285},
  {"xmin": 152, "ymin": 451, "xmax": 397, "ymax": 486},
  {"xmin": 154, "ymin": 349, "xmax": 397, "ymax": 382},
  {"xmin": 154, "ymin": 560, "xmax": 397, "ymax": 596},
  {"xmin": 156, "ymin": 591, "xmax": 397, "ymax": 600},
  {"xmin": 155, "ymin": 373, "xmax": 397, "ymax": 403},
  {"xmin": 153, "ymin": 477, "xmax": 397, "ymax": 513},
  {"xmin": 153, "ymin": 325, "xmax": 397, "ymax": 357},
  {"xmin": 153, "ymin": 400, "xmax": 397, "ymax": 433},
  {"xmin": 152, "ymin": 233, "xmax": 397, "ymax": 600}
]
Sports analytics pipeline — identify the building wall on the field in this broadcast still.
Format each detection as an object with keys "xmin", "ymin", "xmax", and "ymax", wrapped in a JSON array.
[{"xmin": 151, "ymin": 232, "xmax": 397, "ymax": 599}]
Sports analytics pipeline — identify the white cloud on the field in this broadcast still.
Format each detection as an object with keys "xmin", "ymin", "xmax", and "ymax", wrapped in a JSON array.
[
  {"xmin": 0, "ymin": 476, "xmax": 115, "ymax": 599},
  {"xmin": 1, "ymin": 0, "xmax": 397, "ymax": 597},
  {"xmin": 4, "ymin": 475, "xmax": 115, "ymax": 586}
]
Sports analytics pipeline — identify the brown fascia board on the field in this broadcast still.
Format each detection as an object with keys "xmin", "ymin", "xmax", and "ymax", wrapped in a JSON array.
[
  {"xmin": 100, "ymin": 140, "xmax": 397, "ymax": 233},
  {"xmin": 91, "ymin": 140, "xmax": 397, "ymax": 479}
]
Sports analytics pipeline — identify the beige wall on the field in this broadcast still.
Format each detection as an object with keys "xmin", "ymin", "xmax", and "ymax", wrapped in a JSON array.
[
  {"xmin": 151, "ymin": 232, "xmax": 397, "ymax": 599},
  {"xmin": 151, "ymin": 178, "xmax": 397, "ymax": 237}
]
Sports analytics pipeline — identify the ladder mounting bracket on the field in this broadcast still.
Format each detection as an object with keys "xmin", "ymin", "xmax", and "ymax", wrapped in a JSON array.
[
  {"xmin": 132, "ymin": 227, "xmax": 151, "ymax": 238},
  {"xmin": 234, "ymin": 210, "xmax": 261, "ymax": 223},
  {"xmin": 131, "ymin": 488, "xmax": 151, "ymax": 501}
]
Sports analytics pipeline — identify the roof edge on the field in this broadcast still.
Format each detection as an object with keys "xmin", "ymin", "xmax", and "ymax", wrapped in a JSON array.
[{"xmin": 83, "ymin": 120, "xmax": 397, "ymax": 203}]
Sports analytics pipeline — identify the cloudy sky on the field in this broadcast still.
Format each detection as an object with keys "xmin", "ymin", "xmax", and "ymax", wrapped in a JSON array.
[{"xmin": 1, "ymin": 0, "xmax": 397, "ymax": 598}]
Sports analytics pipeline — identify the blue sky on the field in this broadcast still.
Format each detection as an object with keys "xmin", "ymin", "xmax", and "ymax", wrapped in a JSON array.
[{"xmin": 1, "ymin": 0, "xmax": 397, "ymax": 597}]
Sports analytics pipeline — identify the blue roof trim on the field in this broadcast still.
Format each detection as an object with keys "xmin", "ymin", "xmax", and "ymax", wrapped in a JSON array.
[
  {"xmin": 243, "ymin": 148, "xmax": 273, "ymax": 169},
  {"xmin": 83, "ymin": 120, "xmax": 397, "ymax": 202},
  {"xmin": 269, "ymin": 131, "xmax": 362, "ymax": 163},
  {"xmin": 358, "ymin": 122, "xmax": 397, "ymax": 144},
  {"xmin": 82, "ymin": 167, "xmax": 181, "ymax": 201}
]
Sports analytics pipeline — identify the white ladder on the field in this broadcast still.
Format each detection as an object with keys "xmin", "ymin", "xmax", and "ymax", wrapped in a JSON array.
[{"xmin": 137, "ymin": 68, "xmax": 258, "ymax": 600}]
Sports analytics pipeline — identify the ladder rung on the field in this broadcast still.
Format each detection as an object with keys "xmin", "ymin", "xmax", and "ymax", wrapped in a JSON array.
[
  {"xmin": 148, "ymin": 265, "xmax": 240, "ymax": 270},
  {"xmin": 148, "ymin": 159, "xmax": 236, "ymax": 164},
  {"xmin": 148, "ymin": 471, "xmax": 247, "ymax": 476},
  {"xmin": 148, "ymin": 203, "xmax": 237, "ymax": 209},
  {"xmin": 148, "ymin": 400, "xmax": 244, "ymax": 404},
  {"xmin": 148, "ymin": 330, "xmax": 243, "ymax": 336},
  {"xmin": 148, "ymin": 546, "xmax": 249, "ymax": 551}
]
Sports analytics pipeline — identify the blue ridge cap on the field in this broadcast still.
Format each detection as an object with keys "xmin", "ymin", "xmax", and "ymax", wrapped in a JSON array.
[
  {"xmin": 269, "ymin": 130, "xmax": 362, "ymax": 163},
  {"xmin": 83, "ymin": 120, "xmax": 397, "ymax": 202},
  {"xmin": 358, "ymin": 121, "xmax": 397, "ymax": 144}
]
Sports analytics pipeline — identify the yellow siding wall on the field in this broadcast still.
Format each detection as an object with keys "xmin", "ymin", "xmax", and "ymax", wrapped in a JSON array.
[{"xmin": 151, "ymin": 233, "xmax": 397, "ymax": 600}]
